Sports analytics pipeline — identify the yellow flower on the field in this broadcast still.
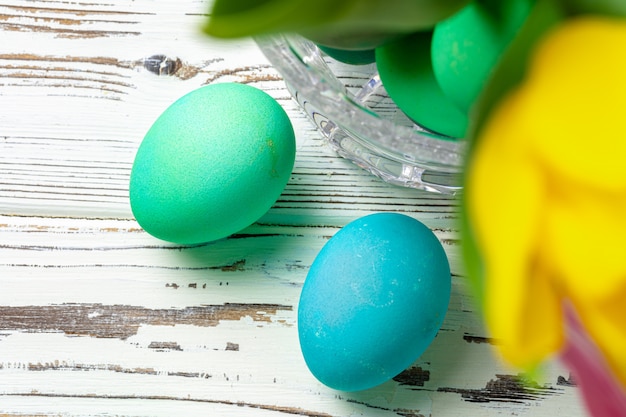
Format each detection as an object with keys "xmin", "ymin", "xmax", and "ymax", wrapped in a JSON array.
[{"xmin": 465, "ymin": 15, "xmax": 626, "ymax": 383}]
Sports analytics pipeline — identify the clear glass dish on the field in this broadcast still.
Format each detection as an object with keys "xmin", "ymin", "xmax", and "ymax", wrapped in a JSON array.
[{"xmin": 256, "ymin": 33, "xmax": 467, "ymax": 195}]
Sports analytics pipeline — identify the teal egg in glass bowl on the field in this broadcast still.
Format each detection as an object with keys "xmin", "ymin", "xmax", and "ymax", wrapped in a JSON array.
[{"xmin": 255, "ymin": 33, "xmax": 467, "ymax": 195}]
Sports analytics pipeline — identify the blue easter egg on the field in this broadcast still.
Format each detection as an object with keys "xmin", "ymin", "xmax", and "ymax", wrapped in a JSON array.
[{"xmin": 298, "ymin": 213, "xmax": 451, "ymax": 391}]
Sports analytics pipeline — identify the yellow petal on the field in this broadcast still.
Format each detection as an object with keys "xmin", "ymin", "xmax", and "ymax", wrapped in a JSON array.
[
  {"xmin": 521, "ymin": 16, "xmax": 626, "ymax": 190},
  {"xmin": 572, "ymin": 287, "xmax": 626, "ymax": 388},
  {"xmin": 466, "ymin": 91, "xmax": 563, "ymax": 369},
  {"xmin": 544, "ymin": 185, "xmax": 626, "ymax": 302}
]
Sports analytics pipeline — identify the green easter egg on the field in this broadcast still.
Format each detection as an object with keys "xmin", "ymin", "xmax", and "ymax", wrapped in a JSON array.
[
  {"xmin": 305, "ymin": 31, "xmax": 397, "ymax": 51},
  {"xmin": 129, "ymin": 83, "xmax": 296, "ymax": 244},
  {"xmin": 376, "ymin": 31, "xmax": 468, "ymax": 138},
  {"xmin": 317, "ymin": 44, "xmax": 376, "ymax": 65},
  {"xmin": 431, "ymin": 0, "xmax": 534, "ymax": 111}
]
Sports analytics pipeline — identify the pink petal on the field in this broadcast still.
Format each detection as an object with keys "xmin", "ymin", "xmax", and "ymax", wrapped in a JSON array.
[{"xmin": 561, "ymin": 306, "xmax": 626, "ymax": 417}]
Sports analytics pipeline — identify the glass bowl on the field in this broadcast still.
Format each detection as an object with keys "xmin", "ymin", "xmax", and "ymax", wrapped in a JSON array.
[{"xmin": 255, "ymin": 33, "xmax": 467, "ymax": 195}]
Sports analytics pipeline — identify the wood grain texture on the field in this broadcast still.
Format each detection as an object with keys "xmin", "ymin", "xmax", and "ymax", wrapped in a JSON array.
[{"xmin": 0, "ymin": 0, "xmax": 587, "ymax": 416}]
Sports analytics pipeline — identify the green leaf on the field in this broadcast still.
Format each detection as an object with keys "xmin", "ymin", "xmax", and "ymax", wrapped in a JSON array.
[
  {"xmin": 565, "ymin": 0, "xmax": 626, "ymax": 16},
  {"xmin": 467, "ymin": 0, "xmax": 567, "ymax": 140},
  {"xmin": 204, "ymin": 0, "xmax": 471, "ymax": 47},
  {"xmin": 204, "ymin": 0, "xmax": 341, "ymax": 39},
  {"xmin": 459, "ymin": 0, "xmax": 568, "ymax": 311}
]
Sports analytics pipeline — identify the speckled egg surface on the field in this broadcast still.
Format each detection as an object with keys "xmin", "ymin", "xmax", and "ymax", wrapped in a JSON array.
[
  {"xmin": 431, "ymin": 0, "xmax": 533, "ymax": 112},
  {"xmin": 298, "ymin": 213, "xmax": 451, "ymax": 391},
  {"xmin": 129, "ymin": 82, "xmax": 296, "ymax": 244}
]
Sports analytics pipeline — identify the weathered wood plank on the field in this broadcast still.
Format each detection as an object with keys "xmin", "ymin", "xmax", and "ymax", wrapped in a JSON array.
[{"xmin": 0, "ymin": 214, "xmax": 582, "ymax": 416}]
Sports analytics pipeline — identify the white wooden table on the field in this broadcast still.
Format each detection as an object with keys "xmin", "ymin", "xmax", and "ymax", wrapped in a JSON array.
[{"xmin": 0, "ymin": 1, "xmax": 587, "ymax": 415}]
